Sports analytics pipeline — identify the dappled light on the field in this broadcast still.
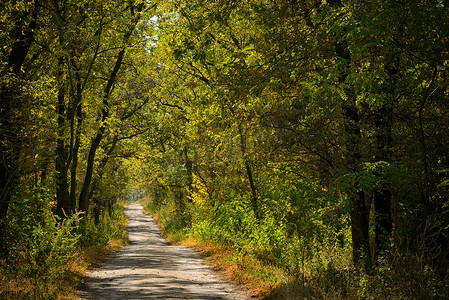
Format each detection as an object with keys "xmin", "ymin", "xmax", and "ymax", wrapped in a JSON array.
[
  {"xmin": 79, "ymin": 204, "xmax": 248, "ymax": 299},
  {"xmin": 1, "ymin": 0, "xmax": 449, "ymax": 298}
]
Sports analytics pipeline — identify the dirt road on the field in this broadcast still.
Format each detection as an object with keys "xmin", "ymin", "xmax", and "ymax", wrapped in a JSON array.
[{"xmin": 78, "ymin": 203, "xmax": 250, "ymax": 300}]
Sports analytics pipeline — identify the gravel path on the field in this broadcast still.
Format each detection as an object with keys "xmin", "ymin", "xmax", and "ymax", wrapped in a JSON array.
[{"xmin": 78, "ymin": 203, "xmax": 250, "ymax": 300}]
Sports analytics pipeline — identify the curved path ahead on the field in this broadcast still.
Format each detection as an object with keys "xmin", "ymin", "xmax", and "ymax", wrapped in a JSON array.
[{"xmin": 78, "ymin": 203, "xmax": 249, "ymax": 300}]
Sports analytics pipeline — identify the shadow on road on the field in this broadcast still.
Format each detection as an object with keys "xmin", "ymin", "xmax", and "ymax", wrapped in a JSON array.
[{"xmin": 78, "ymin": 203, "xmax": 248, "ymax": 300}]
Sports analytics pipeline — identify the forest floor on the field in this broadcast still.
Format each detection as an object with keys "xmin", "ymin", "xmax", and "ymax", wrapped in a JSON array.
[{"xmin": 77, "ymin": 203, "xmax": 250, "ymax": 300}]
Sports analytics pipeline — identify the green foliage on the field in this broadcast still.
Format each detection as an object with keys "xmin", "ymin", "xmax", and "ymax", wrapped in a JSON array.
[
  {"xmin": 0, "ymin": 178, "xmax": 128, "ymax": 299},
  {"xmin": 2, "ymin": 0, "xmax": 449, "ymax": 298},
  {"xmin": 269, "ymin": 253, "xmax": 448, "ymax": 299},
  {"xmin": 144, "ymin": 172, "xmax": 354, "ymax": 288},
  {"xmin": 138, "ymin": 0, "xmax": 449, "ymax": 298},
  {"xmin": 143, "ymin": 197, "xmax": 190, "ymax": 244},
  {"xmin": 1, "ymin": 180, "xmax": 81, "ymax": 299},
  {"xmin": 191, "ymin": 195, "xmax": 257, "ymax": 247},
  {"xmin": 76, "ymin": 203, "xmax": 128, "ymax": 247}
]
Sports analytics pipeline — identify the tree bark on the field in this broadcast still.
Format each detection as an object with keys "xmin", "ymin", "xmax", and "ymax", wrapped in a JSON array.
[
  {"xmin": 329, "ymin": 0, "xmax": 372, "ymax": 267},
  {"xmin": 78, "ymin": 3, "xmax": 144, "ymax": 213},
  {"xmin": 69, "ymin": 102, "xmax": 82, "ymax": 210},
  {"xmin": 7, "ymin": 4, "xmax": 39, "ymax": 74},
  {"xmin": 373, "ymin": 55, "xmax": 399, "ymax": 257},
  {"xmin": 55, "ymin": 64, "xmax": 70, "ymax": 218},
  {"xmin": 350, "ymin": 190, "xmax": 371, "ymax": 266},
  {"xmin": 237, "ymin": 124, "xmax": 259, "ymax": 218},
  {"xmin": 373, "ymin": 101, "xmax": 394, "ymax": 257},
  {"xmin": 68, "ymin": 60, "xmax": 84, "ymax": 212},
  {"xmin": 343, "ymin": 104, "xmax": 372, "ymax": 268},
  {"xmin": 88, "ymin": 135, "xmax": 119, "ymax": 221},
  {"xmin": 0, "ymin": 1, "xmax": 39, "ymax": 256}
]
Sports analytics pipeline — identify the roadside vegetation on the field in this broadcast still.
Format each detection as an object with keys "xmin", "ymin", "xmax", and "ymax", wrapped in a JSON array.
[
  {"xmin": 143, "ymin": 188, "xmax": 447, "ymax": 299},
  {"xmin": 138, "ymin": 0, "xmax": 449, "ymax": 298},
  {"xmin": 0, "ymin": 181, "xmax": 128, "ymax": 299},
  {"xmin": 1, "ymin": 0, "xmax": 449, "ymax": 299},
  {"xmin": 1, "ymin": 0, "xmax": 147, "ymax": 298}
]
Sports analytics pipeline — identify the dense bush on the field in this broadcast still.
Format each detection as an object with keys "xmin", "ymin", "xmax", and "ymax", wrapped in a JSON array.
[
  {"xmin": 0, "ymin": 180, "xmax": 128, "ymax": 299},
  {"xmin": 0, "ymin": 181, "xmax": 80, "ymax": 298},
  {"xmin": 143, "ymin": 177, "xmax": 449, "ymax": 298}
]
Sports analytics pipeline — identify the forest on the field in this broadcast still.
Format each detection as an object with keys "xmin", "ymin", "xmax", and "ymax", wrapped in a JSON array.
[{"xmin": 1, "ymin": 0, "xmax": 449, "ymax": 298}]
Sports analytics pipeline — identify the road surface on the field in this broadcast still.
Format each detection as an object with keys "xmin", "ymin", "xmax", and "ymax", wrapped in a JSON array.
[{"xmin": 78, "ymin": 203, "xmax": 249, "ymax": 300}]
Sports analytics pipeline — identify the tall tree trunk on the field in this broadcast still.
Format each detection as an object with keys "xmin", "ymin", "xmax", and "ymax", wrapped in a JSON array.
[
  {"xmin": 373, "ymin": 57, "xmax": 399, "ymax": 257},
  {"xmin": 88, "ymin": 135, "xmax": 119, "ymax": 223},
  {"xmin": 237, "ymin": 124, "xmax": 259, "ymax": 218},
  {"xmin": 329, "ymin": 0, "xmax": 372, "ymax": 266},
  {"xmin": 78, "ymin": 120, "xmax": 107, "ymax": 213},
  {"xmin": 69, "ymin": 102, "xmax": 82, "ymax": 210},
  {"xmin": 77, "ymin": 49, "xmax": 125, "ymax": 213},
  {"xmin": 343, "ymin": 104, "xmax": 372, "ymax": 268},
  {"xmin": 373, "ymin": 103, "xmax": 393, "ymax": 257},
  {"xmin": 69, "ymin": 61, "xmax": 83, "ymax": 211},
  {"xmin": 55, "ymin": 71, "xmax": 70, "ymax": 218},
  {"xmin": 0, "ymin": 1, "xmax": 39, "ymax": 256},
  {"xmin": 78, "ymin": 5, "xmax": 143, "ymax": 213}
]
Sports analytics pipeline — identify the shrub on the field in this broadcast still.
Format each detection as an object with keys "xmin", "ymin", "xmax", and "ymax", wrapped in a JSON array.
[{"xmin": 1, "ymin": 182, "xmax": 81, "ymax": 299}]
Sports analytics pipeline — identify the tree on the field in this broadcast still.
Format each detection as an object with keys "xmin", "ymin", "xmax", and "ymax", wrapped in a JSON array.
[
  {"xmin": 0, "ymin": 0, "xmax": 41, "ymax": 255},
  {"xmin": 78, "ymin": 0, "xmax": 151, "ymax": 214},
  {"xmin": 148, "ymin": 0, "xmax": 449, "ymax": 271}
]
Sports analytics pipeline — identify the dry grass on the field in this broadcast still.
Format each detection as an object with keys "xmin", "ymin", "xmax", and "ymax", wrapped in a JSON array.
[
  {"xmin": 143, "ymin": 207, "xmax": 284, "ymax": 298},
  {"xmin": 0, "ymin": 211, "xmax": 129, "ymax": 300},
  {"xmin": 0, "ymin": 235, "xmax": 129, "ymax": 300},
  {"xmin": 180, "ymin": 238, "xmax": 285, "ymax": 298},
  {"xmin": 0, "ymin": 255, "xmax": 84, "ymax": 299}
]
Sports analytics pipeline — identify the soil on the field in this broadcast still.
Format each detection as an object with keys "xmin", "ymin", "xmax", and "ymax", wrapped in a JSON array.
[{"xmin": 77, "ymin": 203, "xmax": 250, "ymax": 300}]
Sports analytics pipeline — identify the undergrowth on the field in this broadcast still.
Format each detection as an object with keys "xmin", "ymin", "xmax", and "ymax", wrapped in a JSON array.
[
  {"xmin": 142, "ymin": 193, "xmax": 449, "ymax": 299},
  {"xmin": 0, "ymin": 182, "xmax": 128, "ymax": 300}
]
